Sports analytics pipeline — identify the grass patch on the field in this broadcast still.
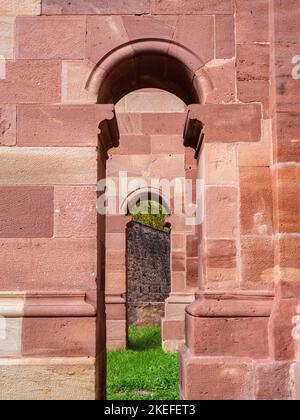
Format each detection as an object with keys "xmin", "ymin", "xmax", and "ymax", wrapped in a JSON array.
[{"xmin": 107, "ymin": 327, "xmax": 179, "ymax": 400}]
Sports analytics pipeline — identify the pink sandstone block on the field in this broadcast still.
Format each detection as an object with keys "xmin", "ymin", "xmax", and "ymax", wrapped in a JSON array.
[
  {"xmin": 151, "ymin": 135, "xmax": 184, "ymax": 154},
  {"xmin": 278, "ymin": 235, "xmax": 300, "ymax": 298},
  {"xmin": 17, "ymin": 105, "xmax": 113, "ymax": 147},
  {"xmin": 277, "ymin": 112, "xmax": 300, "ymax": 162},
  {"xmin": 205, "ymin": 61, "xmax": 236, "ymax": 104},
  {"xmin": 274, "ymin": 0, "xmax": 300, "ymax": 43},
  {"xmin": 236, "ymin": 0, "xmax": 270, "ymax": 43},
  {"xmin": 205, "ymin": 187, "xmax": 238, "ymax": 239},
  {"xmin": 188, "ymin": 104, "xmax": 262, "ymax": 142},
  {"xmin": 122, "ymin": 15, "xmax": 177, "ymax": 41},
  {"xmin": 110, "ymin": 135, "xmax": 151, "ymax": 155},
  {"xmin": 180, "ymin": 352, "xmax": 254, "ymax": 400},
  {"xmin": 0, "ymin": 60, "xmax": 61, "ymax": 104},
  {"xmin": 87, "ymin": 16, "xmax": 129, "ymax": 65},
  {"xmin": 241, "ymin": 236, "xmax": 274, "ymax": 289},
  {"xmin": 0, "ymin": 105, "xmax": 16, "ymax": 146},
  {"xmin": 141, "ymin": 114, "xmax": 187, "ymax": 135},
  {"xmin": 240, "ymin": 167, "xmax": 274, "ymax": 236},
  {"xmin": 16, "ymin": 16, "xmax": 86, "ymax": 60},
  {"xmin": 22, "ymin": 318, "xmax": 96, "ymax": 357},
  {"xmin": 0, "ymin": 238, "xmax": 97, "ymax": 291},
  {"xmin": 237, "ymin": 44, "xmax": 271, "ymax": 114},
  {"xmin": 186, "ymin": 315, "xmax": 269, "ymax": 358},
  {"xmin": 255, "ymin": 362, "xmax": 293, "ymax": 400},
  {"xmin": 0, "ymin": 187, "xmax": 53, "ymax": 238},
  {"xmin": 215, "ymin": 15, "xmax": 235, "ymax": 58},
  {"xmin": 54, "ymin": 186, "xmax": 97, "ymax": 238},
  {"xmin": 42, "ymin": 0, "xmax": 151, "ymax": 15},
  {"xmin": 153, "ymin": 0, "xmax": 234, "ymax": 14},
  {"xmin": 278, "ymin": 165, "xmax": 300, "ymax": 234},
  {"xmin": 205, "ymin": 240, "xmax": 237, "ymax": 287},
  {"xmin": 186, "ymin": 258, "xmax": 198, "ymax": 288},
  {"xmin": 162, "ymin": 320, "xmax": 185, "ymax": 341},
  {"xmin": 173, "ymin": 16, "xmax": 214, "ymax": 64},
  {"xmin": 172, "ymin": 252, "xmax": 185, "ymax": 273}
]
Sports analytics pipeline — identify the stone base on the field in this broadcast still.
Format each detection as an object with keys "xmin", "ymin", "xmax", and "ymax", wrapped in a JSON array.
[
  {"xmin": 180, "ymin": 349, "xmax": 296, "ymax": 400},
  {"xmin": 0, "ymin": 358, "xmax": 96, "ymax": 400}
]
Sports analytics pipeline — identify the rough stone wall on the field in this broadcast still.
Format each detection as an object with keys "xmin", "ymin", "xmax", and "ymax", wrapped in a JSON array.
[{"xmin": 127, "ymin": 222, "xmax": 171, "ymax": 326}]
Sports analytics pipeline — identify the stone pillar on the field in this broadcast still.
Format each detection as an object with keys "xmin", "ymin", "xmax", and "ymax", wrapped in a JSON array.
[{"xmin": 0, "ymin": 103, "xmax": 118, "ymax": 400}]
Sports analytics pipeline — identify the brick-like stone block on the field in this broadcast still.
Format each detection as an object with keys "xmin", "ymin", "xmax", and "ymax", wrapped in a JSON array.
[
  {"xmin": 240, "ymin": 166, "xmax": 274, "ymax": 235},
  {"xmin": 236, "ymin": 0, "xmax": 270, "ymax": 43},
  {"xmin": 255, "ymin": 362, "xmax": 293, "ymax": 400},
  {"xmin": 205, "ymin": 187, "xmax": 238, "ymax": 239},
  {"xmin": 16, "ymin": 16, "xmax": 86, "ymax": 60},
  {"xmin": 205, "ymin": 61, "xmax": 236, "ymax": 104},
  {"xmin": 187, "ymin": 316, "xmax": 269, "ymax": 358},
  {"xmin": 181, "ymin": 352, "xmax": 254, "ymax": 400},
  {"xmin": 0, "ymin": 105, "xmax": 16, "ymax": 146},
  {"xmin": 206, "ymin": 240, "xmax": 237, "ymax": 288},
  {"xmin": 153, "ymin": 0, "xmax": 234, "ymax": 14},
  {"xmin": 54, "ymin": 186, "xmax": 97, "ymax": 238},
  {"xmin": 278, "ymin": 235, "xmax": 300, "ymax": 297},
  {"xmin": 204, "ymin": 143, "xmax": 237, "ymax": 185},
  {"xmin": 215, "ymin": 15, "xmax": 235, "ymax": 58},
  {"xmin": 278, "ymin": 165, "xmax": 300, "ymax": 233},
  {"xmin": 162, "ymin": 319, "xmax": 185, "ymax": 341},
  {"xmin": 173, "ymin": 16, "xmax": 214, "ymax": 64},
  {"xmin": 0, "ymin": 0, "xmax": 41, "ymax": 15},
  {"xmin": 151, "ymin": 135, "xmax": 184, "ymax": 154},
  {"xmin": 0, "ymin": 187, "xmax": 54, "ymax": 238},
  {"xmin": 0, "ymin": 318, "xmax": 22, "ymax": 357},
  {"xmin": 62, "ymin": 60, "xmax": 96, "ymax": 104},
  {"xmin": 42, "ymin": 0, "xmax": 151, "ymax": 15},
  {"xmin": 241, "ymin": 236, "xmax": 274, "ymax": 289},
  {"xmin": 0, "ymin": 17, "xmax": 15, "ymax": 59},
  {"xmin": 0, "ymin": 358, "xmax": 95, "ymax": 400},
  {"xmin": 277, "ymin": 112, "xmax": 300, "ymax": 162},
  {"xmin": 0, "ymin": 238, "xmax": 97, "ymax": 291},
  {"xmin": 87, "ymin": 16, "xmax": 129, "ymax": 64},
  {"xmin": 110, "ymin": 135, "xmax": 151, "ymax": 155},
  {"xmin": 189, "ymin": 104, "xmax": 262, "ymax": 143},
  {"xmin": 122, "ymin": 15, "xmax": 177, "ymax": 42},
  {"xmin": 187, "ymin": 258, "xmax": 198, "ymax": 288},
  {"xmin": 22, "ymin": 318, "xmax": 96, "ymax": 357},
  {"xmin": 17, "ymin": 105, "xmax": 111, "ymax": 147},
  {"xmin": 0, "ymin": 61, "xmax": 61, "ymax": 104},
  {"xmin": 0, "ymin": 147, "xmax": 97, "ymax": 185},
  {"xmin": 123, "ymin": 91, "xmax": 185, "ymax": 114}
]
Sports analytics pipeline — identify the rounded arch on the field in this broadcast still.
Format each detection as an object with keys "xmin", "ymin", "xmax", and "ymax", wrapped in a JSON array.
[
  {"xmin": 86, "ymin": 39, "xmax": 213, "ymax": 105},
  {"xmin": 121, "ymin": 187, "xmax": 171, "ymax": 216}
]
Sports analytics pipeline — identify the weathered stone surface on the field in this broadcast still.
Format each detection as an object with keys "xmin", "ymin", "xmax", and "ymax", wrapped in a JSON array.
[
  {"xmin": 0, "ymin": 61, "xmax": 61, "ymax": 104},
  {"xmin": 62, "ymin": 60, "xmax": 96, "ymax": 104},
  {"xmin": 187, "ymin": 316, "xmax": 269, "ymax": 358},
  {"xmin": 215, "ymin": 15, "xmax": 235, "ymax": 58},
  {"xmin": 0, "ymin": 238, "xmax": 97, "ymax": 291},
  {"xmin": 241, "ymin": 237, "xmax": 274, "ymax": 289},
  {"xmin": 153, "ymin": 0, "xmax": 234, "ymax": 14},
  {"xmin": 122, "ymin": 15, "xmax": 177, "ymax": 42},
  {"xmin": 205, "ymin": 187, "xmax": 238, "ymax": 239},
  {"xmin": 205, "ymin": 61, "xmax": 236, "ymax": 104},
  {"xmin": 236, "ymin": 0, "xmax": 270, "ymax": 43},
  {"xmin": 255, "ymin": 362, "xmax": 293, "ymax": 400},
  {"xmin": 204, "ymin": 143, "xmax": 237, "ymax": 185},
  {"xmin": 240, "ymin": 167, "xmax": 274, "ymax": 235},
  {"xmin": 189, "ymin": 104, "xmax": 262, "ymax": 142},
  {"xmin": 42, "ymin": 0, "xmax": 151, "ymax": 15},
  {"xmin": 181, "ymin": 352, "xmax": 254, "ymax": 400},
  {"xmin": 22, "ymin": 318, "xmax": 96, "ymax": 357},
  {"xmin": 110, "ymin": 135, "xmax": 151, "ymax": 155},
  {"xmin": 277, "ymin": 112, "xmax": 300, "ymax": 162},
  {"xmin": 0, "ymin": 0, "xmax": 41, "ymax": 15},
  {"xmin": 0, "ymin": 187, "xmax": 54, "ymax": 238},
  {"xmin": 0, "ymin": 318, "xmax": 22, "ymax": 357},
  {"xmin": 0, "ymin": 148, "xmax": 97, "ymax": 185},
  {"xmin": 278, "ymin": 235, "xmax": 300, "ymax": 298},
  {"xmin": 0, "ymin": 105, "xmax": 16, "ymax": 146},
  {"xmin": 122, "ymin": 91, "xmax": 186, "ymax": 114},
  {"xmin": 54, "ymin": 186, "xmax": 97, "ymax": 238},
  {"xmin": 0, "ymin": 17, "xmax": 15, "ymax": 59},
  {"xmin": 278, "ymin": 165, "xmax": 300, "ymax": 234},
  {"xmin": 16, "ymin": 16, "xmax": 86, "ymax": 60},
  {"xmin": 17, "ymin": 105, "xmax": 111, "ymax": 147},
  {"xmin": 206, "ymin": 240, "xmax": 237, "ymax": 288},
  {"xmin": 173, "ymin": 16, "xmax": 214, "ymax": 64},
  {"xmin": 0, "ymin": 358, "xmax": 95, "ymax": 400}
]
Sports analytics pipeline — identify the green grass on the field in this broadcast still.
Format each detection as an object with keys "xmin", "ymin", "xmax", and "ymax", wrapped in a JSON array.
[{"xmin": 107, "ymin": 327, "xmax": 180, "ymax": 400}]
